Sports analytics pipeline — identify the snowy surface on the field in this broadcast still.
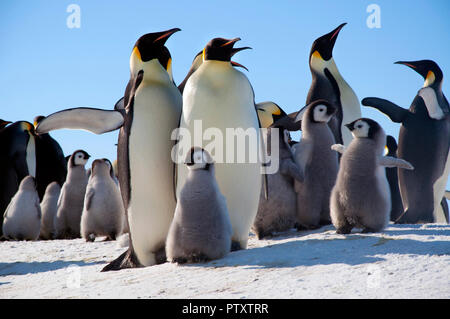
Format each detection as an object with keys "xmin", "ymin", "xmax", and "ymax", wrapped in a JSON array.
[{"xmin": 1, "ymin": 223, "xmax": 449, "ymax": 299}]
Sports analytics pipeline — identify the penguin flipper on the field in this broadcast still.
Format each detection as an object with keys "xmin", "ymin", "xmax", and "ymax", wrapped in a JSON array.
[
  {"xmin": 379, "ymin": 156, "xmax": 414, "ymax": 170},
  {"xmin": 280, "ymin": 158, "xmax": 304, "ymax": 183},
  {"xmin": 293, "ymin": 139, "xmax": 313, "ymax": 179},
  {"xmin": 440, "ymin": 197, "xmax": 449, "ymax": 223},
  {"xmin": 331, "ymin": 144, "xmax": 346, "ymax": 154},
  {"xmin": 361, "ymin": 98, "xmax": 408, "ymax": 123},
  {"xmin": 36, "ymin": 108, "xmax": 124, "ymax": 135}
]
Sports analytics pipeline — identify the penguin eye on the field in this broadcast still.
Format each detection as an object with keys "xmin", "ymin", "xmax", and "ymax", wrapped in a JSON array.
[{"xmin": 357, "ymin": 125, "xmax": 363, "ymax": 129}]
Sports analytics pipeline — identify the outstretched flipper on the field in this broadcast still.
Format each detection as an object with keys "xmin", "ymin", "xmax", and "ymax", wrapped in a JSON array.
[
  {"xmin": 361, "ymin": 97, "xmax": 409, "ymax": 123},
  {"xmin": 36, "ymin": 108, "xmax": 124, "ymax": 135},
  {"xmin": 379, "ymin": 156, "xmax": 414, "ymax": 170},
  {"xmin": 331, "ymin": 144, "xmax": 346, "ymax": 154}
]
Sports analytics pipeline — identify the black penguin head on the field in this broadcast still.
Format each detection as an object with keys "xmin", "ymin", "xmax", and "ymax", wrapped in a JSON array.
[
  {"xmin": 0, "ymin": 119, "xmax": 12, "ymax": 130},
  {"xmin": 258, "ymin": 102, "xmax": 288, "ymax": 128},
  {"xmin": 300, "ymin": 99, "xmax": 336, "ymax": 124},
  {"xmin": 203, "ymin": 37, "xmax": 251, "ymax": 69},
  {"xmin": 130, "ymin": 28, "xmax": 181, "ymax": 77},
  {"xmin": 310, "ymin": 23, "xmax": 347, "ymax": 62},
  {"xmin": 185, "ymin": 147, "xmax": 213, "ymax": 171},
  {"xmin": 33, "ymin": 115, "xmax": 45, "ymax": 129},
  {"xmin": 71, "ymin": 149, "xmax": 90, "ymax": 167},
  {"xmin": 395, "ymin": 60, "xmax": 443, "ymax": 88},
  {"xmin": 345, "ymin": 118, "xmax": 382, "ymax": 140}
]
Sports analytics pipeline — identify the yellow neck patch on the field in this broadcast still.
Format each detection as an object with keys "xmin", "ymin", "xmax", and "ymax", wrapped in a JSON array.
[
  {"xmin": 132, "ymin": 46, "xmax": 142, "ymax": 62},
  {"xmin": 312, "ymin": 50, "xmax": 323, "ymax": 60},
  {"xmin": 424, "ymin": 71, "xmax": 435, "ymax": 87},
  {"xmin": 202, "ymin": 47, "xmax": 206, "ymax": 61}
]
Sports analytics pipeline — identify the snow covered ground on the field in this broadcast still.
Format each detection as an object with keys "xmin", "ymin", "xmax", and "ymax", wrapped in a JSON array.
[{"xmin": 1, "ymin": 223, "xmax": 449, "ymax": 299}]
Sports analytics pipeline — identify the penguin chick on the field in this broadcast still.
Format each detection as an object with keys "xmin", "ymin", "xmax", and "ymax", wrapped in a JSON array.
[
  {"xmin": 293, "ymin": 100, "xmax": 339, "ymax": 229},
  {"xmin": 39, "ymin": 182, "xmax": 61, "ymax": 239},
  {"xmin": 252, "ymin": 117, "xmax": 302, "ymax": 239},
  {"xmin": 330, "ymin": 118, "xmax": 414, "ymax": 234},
  {"xmin": 54, "ymin": 150, "xmax": 90, "ymax": 239},
  {"xmin": 2, "ymin": 176, "xmax": 41, "ymax": 240},
  {"xmin": 81, "ymin": 159, "xmax": 124, "ymax": 242},
  {"xmin": 166, "ymin": 147, "xmax": 232, "ymax": 263}
]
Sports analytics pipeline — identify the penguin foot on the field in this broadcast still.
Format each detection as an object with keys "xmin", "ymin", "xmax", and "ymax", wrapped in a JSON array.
[
  {"xmin": 86, "ymin": 234, "xmax": 95, "ymax": 242},
  {"xmin": 230, "ymin": 241, "xmax": 242, "ymax": 252},
  {"xmin": 190, "ymin": 253, "xmax": 210, "ymax": 263},
  {"xmin": 172, "ymin": 257, "xmax": 188, "ymax": 264},
  {"xmin": 101, "ymin": 248, "xmax": 141, "ymax": 272}
]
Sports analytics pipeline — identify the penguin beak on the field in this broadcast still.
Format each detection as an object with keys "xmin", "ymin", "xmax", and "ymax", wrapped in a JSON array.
[
  {"xmin": 85, "ymin": 154, "xmax": 91, "ymax": 160},
  {"xmin": 395, "ymin": 61, "xmax": 428, "ymax": 79},
  {"xmin": 220, "ymin": 38, "xmax": 241, "ymax": 48},
  {"xmin": 329, "ymin": 23, "xmax": 347, "ymax": 42},
  {"xmin": 345, "ymin": 123, "xmax": 354, "ymax": 131},
  {"xmin": 230, "ymin": 47, "xmax": 251, "ymax": 71},
  {"xmin": 231, "ymin": 46, "xmax": 252, "ymax": 56},
  {"xmin": 231, "ymin": 61, "xmax": 248, "ymax": 71},
  {"xmin": 153, "ymin": 28, "xmax": 181, "ymax": 44}
]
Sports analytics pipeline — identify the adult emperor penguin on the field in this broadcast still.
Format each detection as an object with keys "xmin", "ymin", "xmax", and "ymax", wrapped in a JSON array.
[
  {"xmin": 166, "ymin": 147, "xmax": 232, "ymax": 263},
  {"xmin": 2, "ymin": 176, "xmax": 41, "ymax": 241},
  {"xmin": 330, "ymin": 119, "xmax": 414, "ymax": 233},
  {"xmin": 33, "ymin": 116, "xmax": 67, "ymax": 201},
  {"xmin": 176, "ymin": 37, "xmax": 261, "ymax": 251},
  {"xmin": 305, "ymin": 23, "xmax": 361, "ymax": 146},
  {"xmin": 362, "ymin": 60, "xmax": 449, "ymax": 223},
  {"xmin": 292, "ymin": 100, "xmax": 339, "ymax": 229},
  {"xmin": 54, "ymin": 150, "xmax": 90, "ymax": 239},
  {"xmin": 385, "ymin": 135, "xmax": 404, "ymax": 221},
  {"xmin": 0, "ymin": 121, "xmax": 37, "ymax": 235},
  {"xmin": 36, "ymin": 29, "xmax": 182, "ymax": 269},
  {"xmin": 39, "ymin": 181, "xmax": 61, "ymax": 239},
  {"xmin": 81, "ymin": 159, "xmax": 124, "ymax": 242}
]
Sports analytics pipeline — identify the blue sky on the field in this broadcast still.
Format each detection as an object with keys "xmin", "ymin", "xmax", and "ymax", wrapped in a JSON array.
[{"xmin": 1, "ymin": 0, "xmax": 449, "ymax": 176}]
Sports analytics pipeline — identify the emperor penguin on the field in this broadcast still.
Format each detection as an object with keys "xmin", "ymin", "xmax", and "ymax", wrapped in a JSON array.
[
  {"xmin": 385, "ymin": 135, "xmax": 404, "ymax": 221},
  {"xmin": 39, "ymin": 181, "xmax": 61, "ymax": 240},
  {"xmin": 166, "ymin": 147, "xmax": 232, "ymax": 263},
  {"xmin": 292, "ymin": 100, "xmax": 339, "ymax": 229},
  {"xmin": 252, "ymin": 103, "xmax": 301, "ymax": 239},
  {"xmin": 0, "ymin": 121, "xmax": 37, "ymax": 236},
  {"xmin": 36, "ymin": 29, "xmax": 183, "ymax": 270},
  {"xmin": 362, "ymin": 60, "xmax": 449, "ymax": 223},
  {"xmin": 306, "ymin": 23, "xmax": 361, "ymax": 146},
  {"xmin": 54, "ymin": 150, "xmax": 90, "ymax": 239},
  {"xmin": 81, "ymin": 159, "xmax": 124, "ymax": 241},
  {"xmin": 330, "ymin": 118, "xmax": 414, "ymax": 233},
  {"xmin": 2, "ymin": 176, "xmax": 41, "ymax": 241},
  {"xmin": 176, "ymin": 37, "xmax": 261, "ymax": 251},
  {"xmin": 33, "ymin": 116, "xmax": 67, "ymax": 200}
]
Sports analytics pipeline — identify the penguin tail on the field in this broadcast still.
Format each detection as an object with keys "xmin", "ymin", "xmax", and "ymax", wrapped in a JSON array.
[{"xmin": 101, "ymin": 248, "xmax": 141, "ymax": 272}]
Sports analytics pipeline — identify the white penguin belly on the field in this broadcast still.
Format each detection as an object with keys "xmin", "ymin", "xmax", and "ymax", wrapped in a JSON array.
[
  {"xmin": 178, "ymin": 62, "xmax": 262, "ymax": 248},
  {"xmin": 128, "ymin": 84, "xmax": 181, "ymax": 266},
  {"xmin": 433, "ymin": 151, "xmax": 450, "ymax": 222},
  {"xmin": 26, "ymin": 133, "xmax": 36, "ymax": 177}
]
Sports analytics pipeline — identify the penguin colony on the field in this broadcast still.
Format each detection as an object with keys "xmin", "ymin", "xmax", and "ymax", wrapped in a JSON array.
[{"xmin": 0, "ymin": 23, "xmax": 448, "ymax": 271}]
